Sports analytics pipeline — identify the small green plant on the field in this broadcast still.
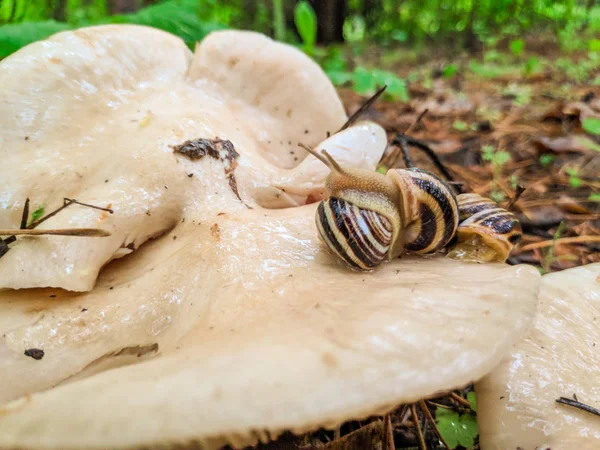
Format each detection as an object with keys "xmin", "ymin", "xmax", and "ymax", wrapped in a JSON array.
[
  {"xmin": 575, "ymin": 136, "xmax": 600, "ymax": 153},
  {"xmin": 509, "ymin": 38, "xmax": 525, "ymax": 57},
  {"xmin": 589, "ymin": 39, "xmax": 600, "ymax": 53},
  {"xmin": 565, "ymin": 167, "xmax": 582, "ymax": 188},
  {"xmin": 523, "ymin": 57, "xmax": 542, "ymax": 75},
  {"xmin": 442, "ymin": 63, "xmax": 458, "ymax": 78},
  {"xmin": 482, "ymin": 145, "xmax": 511, "ymax": 167},
  {"xmin": 502, "ymin": 83, "xmax": 532, "ymax": 107},
  {"xmin": 352, "ymin": 67, "xmax": 408, "ymax": 101},
  {"xmin": 539, "ymin": 154, "xmax": 554, "ymax": 167},
  {"xmin": 467, "ymin": 391, "xmax": 477, "ymax": 412},
  {"xmin": 490, "ymin": 190, "xmax": 506, "ymax": 202},
  {"xmin": 482, "ymin": 145, "xmax": 511, "ymax": 202},
  {"xmin": 294, "ymin": 0, "xmax": 317, "ymax": 55},
  {"xmin": 28, "ymin": 205, "xmax": 44, "ymax": 226},
  {"xmin": 582, "ymin": 117, "xmax": 600, "ymax": 136},
  {"xmin": 272, "ymin": 0, "xmax": 286, "ymax": 42},
  {"xmin": 453, "ymin": 120, "xmax": 468, "ymax": 131},
  {"xmin": 469, "ymin": 60, "xmax": 520, "ymax": 79},
  {"xmin": 342, "ymin": 14, "xmax": 366, "ymax": 43},
  {"xmin": 589, "ymin": 193, "xmax": 600, "ymax": 202},
  {"xmin": 322, "ymin": 47, "xmax": 352, "ymax": 86},
  {"xmin": 436, "ymin": 407, "xmax": 478, "ymax": 449}
]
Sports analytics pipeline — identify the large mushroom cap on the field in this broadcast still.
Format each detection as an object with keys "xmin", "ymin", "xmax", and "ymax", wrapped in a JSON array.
[
  {"xmin": 0, "ymin": 25, "xmax": 541, "ymax": 450},
  {"xmin": 476, "ymin": 263, "xmax": 600, "ymax": 450}
]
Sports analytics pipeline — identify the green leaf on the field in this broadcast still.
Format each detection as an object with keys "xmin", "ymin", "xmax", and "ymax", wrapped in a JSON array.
[
  {"xmin": 106, "ymin": 0, "xmax": 224, "ymax": 49},
  {"xmin": 372, "ymin": 70, "xmax": 408, "ymax": 101},
  {"xmin": 272, "ymin": 0, "xmax": 286, "ymax": 42},
  {"xmin": 342, "ymin": 14, "xmax": 365, "ymax": 43},
  {"xmin": 539, "ymin": 154, "xmax": 554, "ymax": 167},
  {"xmin": 435, "ymin": 408, "xmax": 479, "ymax": 450},
  {"xmin": 351, "ymin": 68, "xmax": 408, "ymax": 102},
  {"xmin": 326, "ymin": 70, "xmax": 352, "ymax": 86},
  {"xmin": 294, "ymin": 0, "xmax": 317, "ymax": 53},
  {"xmin": 390, "ymin": 30, "xmax": 408, "ymax": 42},
  {"xmin": 589, "ymin": 39, "xmax": 600, "ymax": 53},
  {"xmin": 442, "ymin": 64, "xmax": 458, "ymax": 78},
  {"xmin": 509, "ymin": 38, "xmax": 525, "ymax": 56},
  {"xmin": 453, "ymin": 120, "xmax": 468, "ymax": 131},
  {"xmin": 493, "ymin": 150, "xmax": 511, "ymax": 166},
  {"xmin": 481, "ymin": 146, "xmax": 495, "ymax": 161},
  {"xmin": 0, "ymin": 21, "xmax": 71, "ymax": 58},
  {"xmin": 491, "ymin": 190, "xmax": 505, "ymax": 202},
  {"xmin": 575, "ymin": 136, "xmax": 600, "ymax": 152},
  {"xmin": 352, "ymin": 66, "xmax": 377, "ymax": 95},
  {"xmin": 29, "ymin": 205, "xmax": 45, "ymax": 225},
  {"xmin": 582, "ymin": 117, "xmax": 600, "ymax": 135},
  {"xmin": 565, "ymin": 167, "xmax": 578, "ymax": 177},
  {"xmin": 323, "ymin": 48, "xmax": 347, "ymax": 72},
  {"xmin": 469, "ymin": 61, "xmax": 520, "ymax": 79},
  {"xmin": 524, "ymin": 57, "xmax": 542, "ymax": 75},
  {"xmin": 589, "ymin": 193, "xmax": 600, "ymax": 202},
  {"xmin": 566, "ymin": 168, "xmax": 582, "ymax": 188},
  {"xmin": 467, "ymin": 391, "xmax": 477, "ymax": 412}
]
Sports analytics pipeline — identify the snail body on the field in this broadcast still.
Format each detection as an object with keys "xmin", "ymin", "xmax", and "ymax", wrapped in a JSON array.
[
  {"xmin": 303, "ymin": 145, "xmax": 460, "ymax": 271},
  {"xmin": 447, "ymin": 193, "xmax": 522, "ymax": 263}
]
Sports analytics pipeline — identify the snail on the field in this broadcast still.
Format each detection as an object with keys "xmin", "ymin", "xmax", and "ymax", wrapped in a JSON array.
[
  {"xmin": 447, "ymin": 193, "xmax": 522, "ymax": 263},
  {"xmin": 298, "ymin": 88, "xmax": 521, "ymax": 270},
  {"xmin": 300, "ymin": 143, "xmax": 460, "ymax": 270}
]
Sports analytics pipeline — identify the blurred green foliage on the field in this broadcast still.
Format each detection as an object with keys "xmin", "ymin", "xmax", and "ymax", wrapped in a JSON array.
[
  {"xmin": 2, "ymin": 0, "xmax": 599, "ymax": 51},
  {"xmin": 0, "ymin": 0, "xmax": 226, "ymax": 57},
  {"xmin": 294, "ymin": 0, "xmax": 317, "ymax": 54},
  {"xmin": 1, "ymin": 0, "xmax": 599, "ymax": 98}
]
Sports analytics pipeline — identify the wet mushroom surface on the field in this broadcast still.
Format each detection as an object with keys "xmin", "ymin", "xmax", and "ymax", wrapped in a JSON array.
[
  {"xmin": 0, "ymin": 25, "xmax": 541, "ymax": 450},
  {"xmin": 477, "ymin": 262, "xmax": 600, "ymax": 450}
]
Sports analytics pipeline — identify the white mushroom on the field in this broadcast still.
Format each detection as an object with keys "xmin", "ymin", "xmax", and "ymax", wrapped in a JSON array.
[
  {"xmin": 0, "ymin": 25, "xmax": 351, "ymax": 292},
  {"xmin": 0, "ymin": 25, "xmax": 541, "ymax": 450},
  {"xmin": 476, "ymin": 262, "xmax": 600, "ymax": 449}
]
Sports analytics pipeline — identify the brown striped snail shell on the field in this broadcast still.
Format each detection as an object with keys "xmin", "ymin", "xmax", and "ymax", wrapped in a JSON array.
[
  {"xmin": 302, "ymin": 145, "xmax": 460, "ymax": 271},
  {"xmin": 388, "ymin": 167, "xmax": 459, "ymax": 256},
  {"xmin": 447, "ymin": 193, "xmax": 523, "ymax": 263}
]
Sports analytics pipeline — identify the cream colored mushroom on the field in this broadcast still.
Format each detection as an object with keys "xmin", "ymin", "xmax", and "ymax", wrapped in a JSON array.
[
  {"xmin": 0, "ymin": 24, "xmax": 353, "ymax": 292},
  {"xmin": 477, "ymin": 262, "xmax": 600, "ymax": 450},
  {"xmin": 0, "ymin": 25, "xmax": 541, "ymax": 450}
]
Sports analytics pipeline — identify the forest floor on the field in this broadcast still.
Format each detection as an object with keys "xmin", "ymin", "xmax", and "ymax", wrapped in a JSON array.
[
  {"xmin": 338, "ymin": 40, "xmax": 600, "ymax": 275},
  {"xmin": 238, "ymin": 42, "xmax": 600, "ymax": 450}
]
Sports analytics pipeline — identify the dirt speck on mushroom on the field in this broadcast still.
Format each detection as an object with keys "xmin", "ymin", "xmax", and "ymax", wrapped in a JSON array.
[{"xmin": 24, "ymin": 349, "xmax": 44, "ymax": 360}]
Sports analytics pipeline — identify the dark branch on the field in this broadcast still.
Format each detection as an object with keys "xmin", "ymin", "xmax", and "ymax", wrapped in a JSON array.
[
  {"xmin": 391, "ymin": 133, "xmax": 462, "ymax": 193},
  {"xmin": 63, "ymin": 198, "xmax": 114, "ymax": 214},
  {"xmin": 338, "ymin": 85, "xmax": 387, "ymax": 132},
  {"xmin": 20, "ymin": 198, "xmax": 30, "ymax": 230},
  {"xmin": 555, "ymin": 397, "xmax": 600, "ymax": 417},
  {"xmin": 1, "ymin": 197, "xmax": 114, "ymax": 260},
  {"xmin": 27, "ymin": 198, "xmax": 74, "ymax": 230}
]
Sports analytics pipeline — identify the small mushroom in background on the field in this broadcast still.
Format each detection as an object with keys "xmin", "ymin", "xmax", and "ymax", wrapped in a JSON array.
[
  {"xmin": 0, "ymin": 25, "xmax": 541, "ymax": 450},
  {"xmin": 476, "ymin": 262, "xmax": 600, "ymax": 450}
]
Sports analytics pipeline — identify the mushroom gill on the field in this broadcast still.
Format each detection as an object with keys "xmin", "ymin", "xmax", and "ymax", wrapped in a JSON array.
[
  {"xmin": 0, "ymin": 25, "xmax": 541, "ymax": 450},
  {"xmin": 476, "ymin": 262, "xmax": 600, "ymax": 450}
]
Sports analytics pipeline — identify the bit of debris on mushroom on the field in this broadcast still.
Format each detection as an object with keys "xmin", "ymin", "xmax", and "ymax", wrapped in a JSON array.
[
  {"xmin": 476, "ymin": 262, "xmax": 600, "ymax": 450},
  {"xmin": 0, "ymin": 25, "xmax": 541, "ymax": 450}
]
